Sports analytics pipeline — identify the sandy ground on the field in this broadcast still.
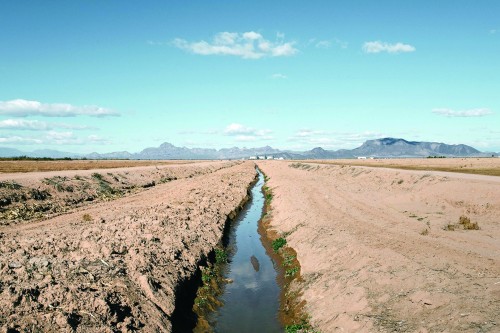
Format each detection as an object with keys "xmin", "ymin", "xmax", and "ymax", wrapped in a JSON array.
[
  {"xmin": 258, "ymin": 161, "xmax": 500, "ymax": 333},
  {"xmin": 0, "ymin": 161, "xmax": 257, "ymax": 332},
  {"xmin": 309, "ymin": 158, "xmax": 500, "ymax": 176}
]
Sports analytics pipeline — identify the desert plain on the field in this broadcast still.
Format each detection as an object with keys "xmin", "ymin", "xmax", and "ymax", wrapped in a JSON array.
[{"xmin": 0, "ymin": 158, "xmax": 499, "ymax": 332}]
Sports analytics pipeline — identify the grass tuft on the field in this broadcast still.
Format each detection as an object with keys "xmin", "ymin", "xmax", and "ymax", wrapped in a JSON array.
[{"xmin": 272, "ymin": 237, "xmax": 287, "ymax": 252}]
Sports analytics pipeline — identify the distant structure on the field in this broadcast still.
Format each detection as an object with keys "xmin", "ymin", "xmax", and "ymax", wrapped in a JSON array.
[
  {"xmin": 266, "ymin": 156, "xmax": 274, "ymax": 160},
  {"xmin": 249, "ymin": 156, "xmax": 257, "ymax": 160},
  {"xmin": 357, "ymin": 156, "xmax": 367, "ymax": 159}
]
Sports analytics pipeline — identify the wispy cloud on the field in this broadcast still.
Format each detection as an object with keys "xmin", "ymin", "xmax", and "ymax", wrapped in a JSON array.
[
  {"xmin": 315, "ymin": 40, "xmax": 332, "ymax": 48},
  {"xmin": 0, "ymin": 99, "xmax": 119, "ymax": 117},
  {"xmin": 288, "ymin": 129, "xmax": 384, "ymax": 149},
  {"xmin": 313, "ymin": 38, "xmax": 348, "ymax": 49},
  {"xmin": 362, "ymin": 41, "xmax": 415, "ymax": 54},
  {"xmin": 0, "ymin": 119, "xmax": 91, "ymax": 130},
  {"xmin": 0, "ymin": 136, "xmax": 42, "ymax": 144},
  {"xmin": 223, "ymin": 123, "xmax": 273, "ymax": 141},
  {"xmin": 490, "ymin": 29, "xmax": 497, "ymax": 34},
  {"xmin": 432, "ymin": 108, "xmax": 493, "ymax": 117},
  {"xmin": 270, "ymin": 73, "xmax": 287, "ymax": 79},
  {"xmin": 172, "ymin": 31, "xmax": 298, "ymax": 59},
  {"xmin": 0, "ymin": 132, "xmax": 110, "ymax": 146}
]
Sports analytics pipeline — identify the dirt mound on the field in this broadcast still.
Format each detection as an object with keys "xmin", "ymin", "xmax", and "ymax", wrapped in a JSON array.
[{"xmin": 0, "ymin": 161, "xmax": 239, "ymax": 225}]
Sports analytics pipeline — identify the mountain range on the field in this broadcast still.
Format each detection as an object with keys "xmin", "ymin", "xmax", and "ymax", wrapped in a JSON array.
[{"xmin": 0, "ymin": 138, "xmax": 497, "ymax": 160}]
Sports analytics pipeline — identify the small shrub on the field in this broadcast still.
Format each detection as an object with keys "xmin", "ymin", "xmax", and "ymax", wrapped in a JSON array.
[
  {"xmin": 272, "ymin": 237, "xmax": 286, "ymax": 252},
  {"xmin": 91, "ymin": 173, "xmax": 104, "ymax": 181},
  {"xmin": 285, "ymin": 320, "xmax": 317, "ymax": 333},
  {"xmin": 0, "ymin": 181, "xmax": 22, "ymax": 190},
  {"xmin": 445, "ymin": 224, "xmax": 455, "ymax": 231},
  {"xmin": 283, "ymin": 254, "xmax": 296, "ymax": 267},
  {"xmin": 201, "ymin": 273, "xmax": 211, "ymax": 283},
  {"xmin": 82, "ymin": 213, "xmax": 93, "ymax": 222},
  {"xmin": 459, "ymin": 215, "xmax": 479, "ymax": 230},
  {"xmin": 215, "ymin": 248, "xmax": 228, "ymax": 264},
  {"xmin": 420, "ymin": 229, "xmax": 429, "ymax": 235},
  {"xmin": 397, "ymin": 179, "xmax": 404, "ymax": 184},
  {"xmin": 286, "ymin": 267, "xmax": 299, "ymax": 277}
]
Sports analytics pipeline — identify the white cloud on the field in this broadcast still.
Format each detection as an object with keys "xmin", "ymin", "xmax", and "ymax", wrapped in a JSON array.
[
  {"xmin": 172, "ymin": 31, "xmax": 298, "ymax": 59},
  {"xmin": 362, "ymin": 41, "xmax": 416, "ymax": 54},
  {"xmin": 294, "ymin": 129, "xmax": 325, "ymax": 137},
  {"xmin": 0, "ymin": 136, "xmax": 43, "ymax": 144},
  {"xmin": 0, "ymin": 99, "xmax": 119, "ymax": 117},
  {"xmin": 432, "ymin": 108, "xmax": 493, "ymax": 117},
  {"xmin": 44, "ymin": 132, "xmax": 111, "ymax": 145},
  {"xmin": 271, "ymin": 73, "xmax": 287, "ymax": 79},
  {"xmin": 224, "ymin": 123, "xmax": 255, "ymax": 136},
  {"xmin": 224, "ymin": 123, "xmax": 273, "ymax": 141},
  {"xmin": 0, "ymin": 131, "xmax": 111, "ymax": 146},
  {"xmin": 490, "ymin": 29, "xmax": 497, "ymax": 34},
  {"xmin": 0, "ymin": 119, "xmax": 90, "ymax": 130}
]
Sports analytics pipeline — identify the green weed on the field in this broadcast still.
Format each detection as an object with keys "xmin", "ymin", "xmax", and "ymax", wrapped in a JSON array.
[
  {"xmin": 286, "ymin": 267, "xmax": 299, "ymax": 277},
  {"xmin": 215, "ymin": 248, "xmax": 228, "ymax": 264},
  {"xmin": 272, "ymin": 237, "xmax": 286, "ymax": 252}
]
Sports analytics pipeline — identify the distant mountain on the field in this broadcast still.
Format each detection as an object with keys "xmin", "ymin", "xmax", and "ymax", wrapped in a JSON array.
[
  {"xmin": 0, "ymin": 138, "xmax": 493, "ymax": 160},
  {"xmin": 0, "ymin": 147, "xmax": 25, "ymax": 157},
  {"xmin": 350, "ymin": 138, "xmax": 483, "ymax": 158},
  {"xmin": 0, "ymin": 147, "xmax": 80, "ymax": 159}
]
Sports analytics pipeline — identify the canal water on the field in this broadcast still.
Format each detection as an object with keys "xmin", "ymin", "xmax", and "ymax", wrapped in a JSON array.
[{"xmin": 209, "ymin": 169, "xmax": 282, "ymax": 332}]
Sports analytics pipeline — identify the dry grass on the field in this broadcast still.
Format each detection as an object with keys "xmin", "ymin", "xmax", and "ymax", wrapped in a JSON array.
[
  {"xmin": 459, "ymin": 215, "xmax": 480, "ymax": 230},
  {"xmin": 306, "ymin": 158, "xmax": 500, "ymax": 177},
  {"xmin": 445, "ymin": 215, "xmax": 479, "ymax": 231},
  {"xmin": 0, "ymin": 160, "xmax": 194, "ymax": 173}
]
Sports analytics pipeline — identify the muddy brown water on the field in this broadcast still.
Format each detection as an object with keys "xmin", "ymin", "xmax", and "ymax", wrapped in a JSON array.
[{"xmin": 208, "ymin": 169, "xmax": 282, "ymax": 332}]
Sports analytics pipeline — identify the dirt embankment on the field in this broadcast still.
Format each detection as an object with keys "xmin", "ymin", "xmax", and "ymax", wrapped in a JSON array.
[
  {"xmin": 0, "ymin": 161, "xmax": 257, "ymax": 332},
  {"xmin": 0, "ymin": 161, "xmax": 239, "ymax": 225},
  {"xmin": 257, "ymin": 161, "xmax": 500, "ymax": 333}
]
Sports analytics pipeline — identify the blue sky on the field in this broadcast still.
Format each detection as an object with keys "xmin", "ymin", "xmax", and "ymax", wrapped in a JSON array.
[{"xmin": 1, "ymin": 1, "xmax": 499, "ymax": 153}]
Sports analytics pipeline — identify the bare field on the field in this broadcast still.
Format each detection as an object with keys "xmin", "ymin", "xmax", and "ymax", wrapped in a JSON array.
[
  {"xmin": 0, "ymin": 161, "xmax": 257, "ymax": 332},
  {"xmin": 306, "ymin": 157, "xmax": 500, "ymax": 176},
  {"xmin": 0, "ymin": 159, "xmax": 197, "ymax": 173},
  {"xmin": 258, "ymin": 160, "xmax": 500, "ymax": 332}
]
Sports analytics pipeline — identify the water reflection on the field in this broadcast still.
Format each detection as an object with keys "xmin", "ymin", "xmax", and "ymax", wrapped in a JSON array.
[{"xmin": 209, "ymin": 169, "xmax": 282, "ymax": 333}]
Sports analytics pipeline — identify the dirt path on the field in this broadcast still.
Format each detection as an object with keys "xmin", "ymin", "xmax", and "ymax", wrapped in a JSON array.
[
  {"xmin": 258, "ymin": 161, "xmax": 500, "ymax": 333},
  {"xmin": 0, "ymin": 161, "xmax": 257, "ymax": 332}
]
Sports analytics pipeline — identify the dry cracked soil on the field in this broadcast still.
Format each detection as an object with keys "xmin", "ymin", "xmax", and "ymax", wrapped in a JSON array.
[{"xmin": 0, "ymin": 161, "xmax": 257, "ymax": 332}]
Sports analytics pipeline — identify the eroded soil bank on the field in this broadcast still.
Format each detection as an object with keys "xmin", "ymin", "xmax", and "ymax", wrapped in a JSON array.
[
  {"xmin": 0, "ymin": 161, "xmax": 256, "ymax": 332},
  {"xmin": 257, "ymin": 160, "xmax": 500, "ymax": 332}
]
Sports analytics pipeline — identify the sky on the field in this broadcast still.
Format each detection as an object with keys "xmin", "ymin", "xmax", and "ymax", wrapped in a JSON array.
[{"xmin": 0, "ymin": 1, "xmax": 499, "ymax": 154}]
